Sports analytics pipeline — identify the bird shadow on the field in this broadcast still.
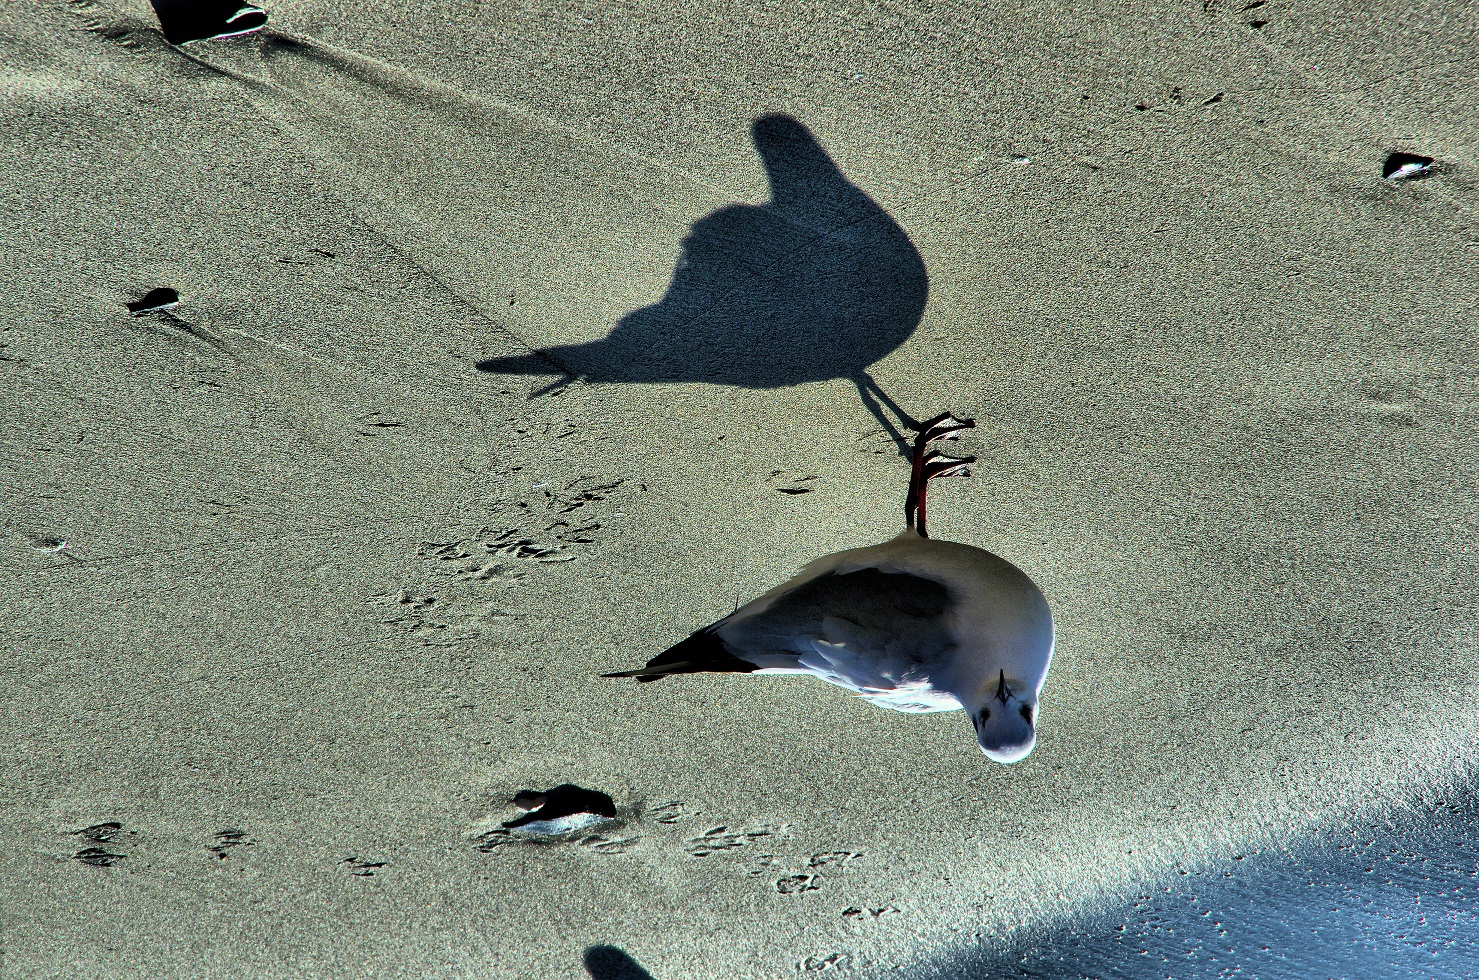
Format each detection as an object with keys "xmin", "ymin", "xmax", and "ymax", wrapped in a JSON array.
[
  {"xmin": 477, "ymin": 113, "xmax": 928, "ymax": 447},
  {"xmin": 583, "ymin": 945, "xmax": 657, "ymax": 980}
]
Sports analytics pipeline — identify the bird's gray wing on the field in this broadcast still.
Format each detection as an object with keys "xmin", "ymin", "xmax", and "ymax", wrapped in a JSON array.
[{"xmin": 718, "ymin": 567, "xmax": 957, "ymax": 681}]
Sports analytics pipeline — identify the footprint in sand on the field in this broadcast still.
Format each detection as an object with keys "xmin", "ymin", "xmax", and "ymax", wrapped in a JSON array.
[
  {"xmin": 207, "ymin": 828, "xmax": 255, "ymax": 860},
  {"xmin": 68, "ymin": 821, "xmax": 133, "ymax": 868},
  {"xmin": 341, "ymin": 855, "xmax": 387, "ymax": 877}
]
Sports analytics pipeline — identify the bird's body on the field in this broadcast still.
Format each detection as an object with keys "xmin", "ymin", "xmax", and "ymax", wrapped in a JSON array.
[
  {"xmin": 606, "ymin": 413, "xmax": 1055, "ymax": 763},
  {"xmin": 681, "ymin": 531, "xmax": 1051, "ymax": 712}
]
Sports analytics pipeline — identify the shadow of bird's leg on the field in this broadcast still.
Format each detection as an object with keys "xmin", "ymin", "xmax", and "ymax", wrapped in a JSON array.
[
  {"xmin": 852, "ymin": 373, "xmax": 913, "ymax": 458},
  {"xmin": 905, "ymin": 413, "xmax": 976, "ymax": 538},
  {"xmin": 526, "ymin": 374, "xmax": 580, "ymax": 400},
  {"xmin": 861, "ymin": 372, "xmax": 921, "ymax": 431}
]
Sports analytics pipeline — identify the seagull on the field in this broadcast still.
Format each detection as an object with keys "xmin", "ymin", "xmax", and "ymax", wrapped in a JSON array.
[{"xmin": 604, "ymin": 413, "xmax": 1055, "ymax": 763}]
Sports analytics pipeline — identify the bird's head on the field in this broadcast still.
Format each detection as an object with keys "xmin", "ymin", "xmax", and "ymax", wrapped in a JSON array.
[{"xmin": 966, "ymin": 669, "xmax": 1037, "ymax": 763}]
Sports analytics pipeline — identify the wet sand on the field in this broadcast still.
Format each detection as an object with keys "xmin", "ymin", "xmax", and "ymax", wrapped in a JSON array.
[{"xmin": 2, "ymin": 1, "xmax": 1476, "ymax": 977}]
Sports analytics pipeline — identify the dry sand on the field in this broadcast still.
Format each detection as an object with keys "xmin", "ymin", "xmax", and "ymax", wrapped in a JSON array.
[{"xmin": 2, "ymin": 1, "xmax": 1477, "ymax": 977}]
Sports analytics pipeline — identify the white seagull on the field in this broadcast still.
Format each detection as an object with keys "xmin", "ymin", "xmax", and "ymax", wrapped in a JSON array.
[{"xmin": 604, "ymin": 413, "xmax": 1054, "ymax": 763}]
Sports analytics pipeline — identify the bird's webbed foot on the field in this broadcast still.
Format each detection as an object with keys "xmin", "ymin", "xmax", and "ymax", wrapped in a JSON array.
[
  {"xmin": 917, "ymin": 412, "xmax": 976, "ymax": 445},
  {"xmin": 920, "ymin": 450, "xmax": 975, "ymax": 481},
  {"xmin": 905, "ymin": 413, "xmax": 978, "ymax": 538}
]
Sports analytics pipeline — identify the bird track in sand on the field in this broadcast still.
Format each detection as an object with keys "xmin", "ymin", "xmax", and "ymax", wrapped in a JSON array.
[
  {"xmin": 798, "ymin": 951, "xmax": 852, "ymax": 973},
  {"xmin": 67, "ymin": 821, "xmax": 133, "ymax": 868},
  {"xmin": 208, "ymin": 829, "xmax": 256, "ymax": 860},
  {"xmin": 65, "ymin": 822, "xmax": 263, "ymax": 869},
  {"xmin": 754, "ymin": 850, "xmax": 864, "ymax": 895},
  {"xmin": 341, "ymin": 855, "xmax": 388, "ymax": 877},
  {"xmin": 685, "ymin": 824, "xmax": 777, "ymax": 857},
  {"xmin": 381, "ymin": 475, "xmax": 635, "ymax": 643}
]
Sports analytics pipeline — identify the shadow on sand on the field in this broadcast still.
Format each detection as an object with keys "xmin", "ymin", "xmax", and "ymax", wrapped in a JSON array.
[
  {"xmin": 583, "ymin": 945, "xmax": 657, "ymax": 980},
  {"xmin": 478, "ymin": 114, "xmax": 928, "ymax": 442},
  {"xmin": 905, "ymin": 779, "xmax": 1479, "ymax": 979}
]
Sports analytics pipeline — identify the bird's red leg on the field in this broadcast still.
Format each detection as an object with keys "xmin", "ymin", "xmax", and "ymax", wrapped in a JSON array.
[
  {"xmin": 904, "ymin": 413, "xmax": 976, "ymax": 538},
  {"xmin": 904, "ymin": 438, "xmax": 927, "ymax": 532}
]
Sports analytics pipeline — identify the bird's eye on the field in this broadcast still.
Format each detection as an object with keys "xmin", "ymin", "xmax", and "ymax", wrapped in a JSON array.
[
  {"xmin": 977, "ymin": 709, "xmax": 990, "ymax": 726},
  {"xmin": 1019, "ymin": 705, "xmax": 1034, "ymax": 725}
]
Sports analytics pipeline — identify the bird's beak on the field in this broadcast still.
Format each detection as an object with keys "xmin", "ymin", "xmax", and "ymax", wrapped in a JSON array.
[{"xmin": 995, "ymin": 669, "xmax": 1011, "ymax": 705}]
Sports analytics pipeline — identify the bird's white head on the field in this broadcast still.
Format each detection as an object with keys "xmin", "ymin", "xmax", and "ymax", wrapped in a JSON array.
[{"xmin": 966, "ymin": 669, "xmax": 1037, "ymax": 763}]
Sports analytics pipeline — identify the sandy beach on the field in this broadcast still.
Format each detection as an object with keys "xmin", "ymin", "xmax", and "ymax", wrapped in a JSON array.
[{"xmin": 3, "ymin": 1, "xmax": 1476, "ymax": 977}]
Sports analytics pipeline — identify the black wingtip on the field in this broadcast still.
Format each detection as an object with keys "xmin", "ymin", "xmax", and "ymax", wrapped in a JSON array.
[
  {"xmin": 605, "ymin": 623, "xmax": 760, "ymax": 683},
  {"xmin": 601, "ymin": 668, "xmax": 671, "ymax": 681}
]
